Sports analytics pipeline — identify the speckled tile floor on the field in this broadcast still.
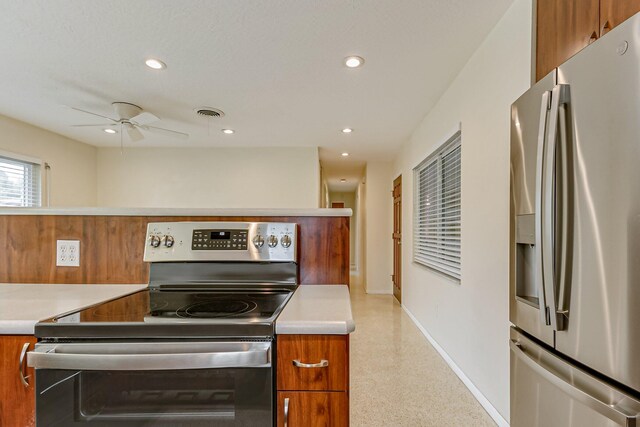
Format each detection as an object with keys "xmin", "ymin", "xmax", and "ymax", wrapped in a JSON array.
[{"xmin": 349, "ymin": 275, "xmax": 496, "ymax": 427}]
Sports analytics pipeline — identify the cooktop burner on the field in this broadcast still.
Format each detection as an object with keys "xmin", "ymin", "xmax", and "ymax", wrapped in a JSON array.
[{"xmin": 177, "ymin": 299, "xmax": 258, "ymax": 319}]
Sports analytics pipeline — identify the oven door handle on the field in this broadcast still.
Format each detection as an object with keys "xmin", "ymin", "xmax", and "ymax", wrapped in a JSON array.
[{"xmin": 27, "ymin": 343, "xmax": 271, "ymax": 371}]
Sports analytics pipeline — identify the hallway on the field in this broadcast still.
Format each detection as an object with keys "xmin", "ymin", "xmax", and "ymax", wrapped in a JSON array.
[{"xmin": 349, "ymin": 278, "xmax": 496, "ymax": 426}]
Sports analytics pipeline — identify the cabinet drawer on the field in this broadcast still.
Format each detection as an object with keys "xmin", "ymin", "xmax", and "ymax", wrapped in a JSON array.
[
  {"xmin": 277, "ymin": 392, "xmax": 348, "ymax": 427},
  {"xmin": 277, "ymin": 335, "xmax": 348, "ymax": 391},
  {"xmin": 0, "ymin": 335, "xmax": 37, "ymax": 427}
]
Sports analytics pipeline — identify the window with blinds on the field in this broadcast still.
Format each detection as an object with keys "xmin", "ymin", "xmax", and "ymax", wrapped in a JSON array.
[
  {"xmin": 0, "ymin": 155, "xmax": 42, "ymax": 207},
  {"xmin": 413, "ymin": 131, "xmax": 461, "ymax": 280}
]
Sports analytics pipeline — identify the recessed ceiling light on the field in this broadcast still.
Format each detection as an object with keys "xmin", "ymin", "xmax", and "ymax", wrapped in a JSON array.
[
  {"xmin": 222, "ymin": 129, "xmax": 234, "ymax": 134},
  {"xmin": 342, "ymin": 128, "xmax": 353, "ymax": 133},
  {"xmin": 145, "ymin": 58, "xmax": 166, "ymax": 70},
  {"xmin": 344, "ymin": 56, "xmax": 364, "ymax": 68},
  {"xmin": 340, "ymin": 179, "xmax": 347, "ymax": 182},
  {"xmin": 104, "ymin": 128, "xmax": 116, "ymax": 134},
  {"xmin": 341, "ymin": 152, "xmax": 350, "ymax": 157}
]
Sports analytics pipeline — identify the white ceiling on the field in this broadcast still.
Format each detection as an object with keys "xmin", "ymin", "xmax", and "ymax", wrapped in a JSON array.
[{"xmin": 0, "ymin": 0, "xmax": 513, "ymax": 187}]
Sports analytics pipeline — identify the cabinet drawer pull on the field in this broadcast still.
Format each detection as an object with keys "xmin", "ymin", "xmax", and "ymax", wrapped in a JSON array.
[
  {"xmin": 19, "ymin": 342, "xmax": 31, "ymax": 388},
  {"xmin": 292, "ymin": 359, "xmax": 329, "ymax": 368},
  {"xmin": 284, "ymin": 397, "xmax": 289, "ymax": 427}
]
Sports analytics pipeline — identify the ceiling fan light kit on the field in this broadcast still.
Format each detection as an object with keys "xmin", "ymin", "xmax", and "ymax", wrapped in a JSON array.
[{"xmin": 69, "ymin": 102, "xmax": 189, "ymax": 143}]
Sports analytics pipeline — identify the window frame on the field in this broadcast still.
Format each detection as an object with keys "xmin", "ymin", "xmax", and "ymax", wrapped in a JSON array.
[
  {"xmin": 0, "ymin": 150, "xmax": 43, "ymax": 208},
  {"xmin": 412, "ymin": 130, "xmax": 462, "ymax": 282}
]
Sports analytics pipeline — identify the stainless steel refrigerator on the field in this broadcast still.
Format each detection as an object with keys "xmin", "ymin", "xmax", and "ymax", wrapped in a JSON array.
[{"xmin": 509, "ymin": 12, "xmax": 640, "ymax": 427}]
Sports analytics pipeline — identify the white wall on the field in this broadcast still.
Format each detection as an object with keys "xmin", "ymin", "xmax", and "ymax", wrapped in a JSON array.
[
  {"xmin": 393, "ymin": 0, "xmax": 532, "ymax": 420},
  {"xmin": 356, "ymin": 175, "xmax": 367, "ymax": 286},
  {"xmin": 0, "ymin": 114, "xmax": 322, "ymax": 209},
  {"xmin": 0, "ymin": 114, "xmax": 97, "ymax": 206},
  {"xmin": 96, "ymin": 147, "xmax": 320, "ymax": 208},
  {"xmin": 364, "ymin": 161, "xmax": 394, "ymax": 294}
]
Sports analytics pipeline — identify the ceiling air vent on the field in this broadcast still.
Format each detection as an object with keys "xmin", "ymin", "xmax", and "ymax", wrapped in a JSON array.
[{"xmin": 195, "ymin": 107, "xmax": 225, "ymax": 118}]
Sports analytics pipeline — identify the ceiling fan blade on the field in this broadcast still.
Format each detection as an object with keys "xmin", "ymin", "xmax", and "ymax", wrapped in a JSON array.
[
  {"xmin": 126, "ymin": 125, "xmax": 145, "ymax": 142},
  {"xmin": 68, "ymin": 106, "xmax": 117, "ymax": 122},
  {"xmin": 130, "ymin": 111, "xmax": 159, "ymax": 126},
  {"xmin": 141, "ymin": 125, "xmax": 189, "ymax": 140},
  {"xmin": 71, "ymin": 123, "xmax": 116, "ymax": 127}
]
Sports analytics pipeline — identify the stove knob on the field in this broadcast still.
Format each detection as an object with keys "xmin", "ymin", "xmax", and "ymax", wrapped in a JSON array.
[
  {"xmin": 149, "ymin": 235, "xmax": 161, "ymax": 248},
  {"xmin": 163, "ymin": 235, "xmax": 175, "ymax": 248},
  {"xmin": 267, "ymin": 235, "xmax": 278, "ymax": 248},
  {"xmin": 252, "ymin": 235, "xmax": 265, "ymax": 248},
  {"xmin": 281, "ymin": 235, "xmax": 292, "ymax": 248}
]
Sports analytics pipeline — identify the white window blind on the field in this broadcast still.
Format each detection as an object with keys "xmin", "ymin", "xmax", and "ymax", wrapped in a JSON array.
[
  {"xmin": 413, "ymin": 131, "xmax": 461, "ymax": 280},
  {"xmin": 0, "ymin": 155, "xmax": 41, "ymax": 207}
]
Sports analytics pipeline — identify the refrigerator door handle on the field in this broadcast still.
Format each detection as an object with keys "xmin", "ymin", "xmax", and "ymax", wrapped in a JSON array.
[
  {"xmin": 510, "ymin": 339, "xmax": 640, "ymax": 426},
  {"xmin": 535, "ymin": 90, "xmax": 552, "ymax": 326},
  {"xmin": 544, "ymin": 84, "xmax": 571, "ymax": 331}
]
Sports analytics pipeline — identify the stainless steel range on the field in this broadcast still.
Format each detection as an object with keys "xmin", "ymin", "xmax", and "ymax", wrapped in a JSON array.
[{"xmin": 28, "ymin": 221, "xmax": 298, "ymax": 426}]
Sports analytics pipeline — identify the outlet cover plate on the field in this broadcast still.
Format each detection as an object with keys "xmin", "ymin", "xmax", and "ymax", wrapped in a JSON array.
[{"xmin": 56, "ymin": 240, "xmax": 80, "ymax": 267}]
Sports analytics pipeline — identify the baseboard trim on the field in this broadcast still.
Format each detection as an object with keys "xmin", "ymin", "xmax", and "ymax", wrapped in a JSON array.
[
  {"xmin": 402, "ymin": 305, "xmax": 509, "ymax": 427},
  {"xmin": 365, "ymin": 289, "xmax": 392, "ymax": 295}
]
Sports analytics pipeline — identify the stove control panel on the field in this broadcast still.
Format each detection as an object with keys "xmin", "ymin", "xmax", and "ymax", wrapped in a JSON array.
[
  {"xmin": 144, "ymin": 222, "xmax": 297, "ymax": 262},
  {"xmin": 192, "ymin": 229, "xmax": 248, "ymax": 250}
]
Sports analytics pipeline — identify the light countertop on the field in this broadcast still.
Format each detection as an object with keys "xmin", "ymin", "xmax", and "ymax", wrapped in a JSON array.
[
  {"xmin": 0, "ymin": 283, "xmax": 354, "ymax": 336},
  {"xmin": 0, "ymin": 284, "xmax": 147, "ymax": 335},
  {"xmin": 0, "ymin": 207, "xmax": 352, "ymax": 217},
  {"xmin": 276, "ymin": 285, "xmax": 355, "ymax": 335}
]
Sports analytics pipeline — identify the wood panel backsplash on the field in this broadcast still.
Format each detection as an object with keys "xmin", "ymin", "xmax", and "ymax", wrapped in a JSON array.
[{"xmin": 0, "ymin": 215, "xmax": 349, "ymax": 286}]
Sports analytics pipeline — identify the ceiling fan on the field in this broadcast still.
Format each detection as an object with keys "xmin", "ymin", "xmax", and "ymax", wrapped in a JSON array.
[{"xmin": 69, "ymin": 102, "xmax": 189, "ymax": 142}]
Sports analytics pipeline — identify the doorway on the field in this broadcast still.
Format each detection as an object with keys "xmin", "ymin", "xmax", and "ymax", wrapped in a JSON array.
[
  {"xmin": 392, "ymin": 175, "xmax": 402, "ymax": 303},
  {"xmin": 331, "ymin": 202, "xmax": 345, "ymax": 208}
]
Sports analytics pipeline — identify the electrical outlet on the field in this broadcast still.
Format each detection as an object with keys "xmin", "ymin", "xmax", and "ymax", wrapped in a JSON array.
[{"xmin": 57, "ymin": 240, "xmax": 80, "ymax": 267}]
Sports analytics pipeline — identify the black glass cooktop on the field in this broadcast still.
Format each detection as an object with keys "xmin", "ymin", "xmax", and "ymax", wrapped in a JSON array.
[
  {"xmin": 35, "ymin": 288, "xmax": 294, "ymax": 339},
  {"xmin": 59, "ymin": 289, "xmax": 291, "ymax": 323}
]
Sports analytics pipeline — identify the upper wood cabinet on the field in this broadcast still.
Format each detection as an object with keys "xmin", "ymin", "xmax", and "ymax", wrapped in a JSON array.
[
  {"xmin": 536, "ymin": 0, "xmax": 599, "ymax": 81},
  {"xmin": 536, "ymin": 0, "xmax": 640, "ymax": 81},
  {"xmin": 600, "ymin": 0, "xmax": 640, "ymax": 34}
]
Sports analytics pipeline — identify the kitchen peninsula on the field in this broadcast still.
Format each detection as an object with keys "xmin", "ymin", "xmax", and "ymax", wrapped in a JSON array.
[{"xmin": 0, "ymin": 208, "xmax": 353, "ymax": 427}]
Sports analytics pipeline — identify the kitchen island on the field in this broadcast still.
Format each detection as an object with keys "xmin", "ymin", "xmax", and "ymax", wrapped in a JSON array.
[{"xmin": 0, "ymin": 282, "xmax": 354, "ymax": 427}]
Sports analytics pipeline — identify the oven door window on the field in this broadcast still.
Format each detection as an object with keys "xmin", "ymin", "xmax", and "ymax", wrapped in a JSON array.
[{"xmin": 36, "ymin": 368, "xmax": 272, "ymax": 426}]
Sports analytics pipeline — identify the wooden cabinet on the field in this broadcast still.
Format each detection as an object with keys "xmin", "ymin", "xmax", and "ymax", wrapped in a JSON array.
[
  {"xmin": 0, "ymin": 335, "xmax": 36, "ymax": 427},
  {"xmin": 536, "ymin": 0, "xmax": 640, "ymax": 81},
  {"xmin": 600, "ymin": 0, "xmax": 640, "ymax": 35},
  {"xmin": 277, "ymin": 392, "xmax": 348, "ymax": 427},
  {"xmin": 536, "ymin": 0, "xmax": 599, "ymax": 81},
  {"xmin": 277, "ymin": 335, "xmax": 348, "ymax": 391},
  {"xmin": 277, "ymin": 335, "xmax": 349, "ymax": 426}
]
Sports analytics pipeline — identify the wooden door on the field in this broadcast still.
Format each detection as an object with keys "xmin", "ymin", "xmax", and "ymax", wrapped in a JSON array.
[
  {"xmin": 600, "ymin": 0, "xmax": 640, "ymax": 35},
  {"xmin": 392, "ymin": 175, "xmax": 402, "ymax": 303},
  {"xmin": 277, "ymin": 392, "xmax": 348, "ymax": 427},
  {"xmin": 536, "ymin": 0, "xmax": 599, "ymax": 81},
  {"xmin": 331, "ymin": 202, "xmax": 345, "ymax": 208},
  {"xmin": 0, "ymin": 335, "xmax": 37, "ymax": 427}
]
